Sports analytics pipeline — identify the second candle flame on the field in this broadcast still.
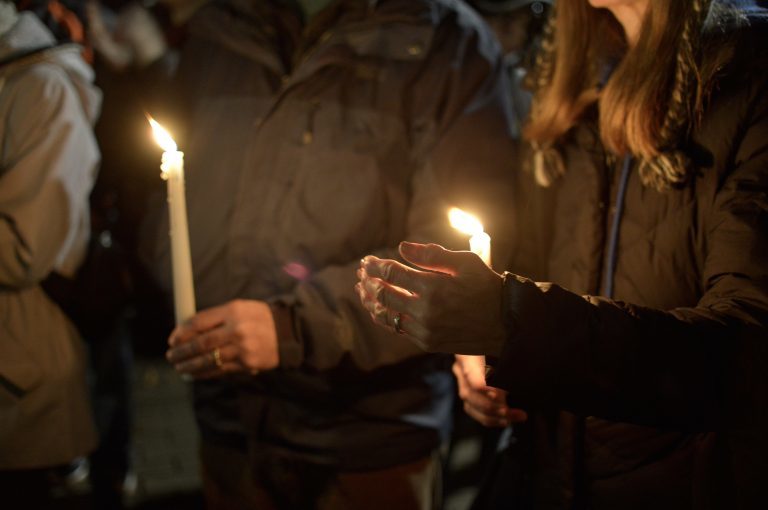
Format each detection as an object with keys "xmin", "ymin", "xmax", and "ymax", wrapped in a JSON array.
[
  {"xmin": 149, "ymin": 117, "xmax": 178, "ymax": 153},
  {"xmin": 448, "ymin": 207, "xmax": 484, "ymax": 236}
]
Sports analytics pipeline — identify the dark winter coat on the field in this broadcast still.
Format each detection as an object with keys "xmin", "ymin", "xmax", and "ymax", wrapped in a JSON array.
[
  {"xmin": 488, "ymin": 15, "xmax": 768, "ymax": 510},
  {"xmin": 143, "ymin": 0, "xmax": 515, "ymax": 471}
]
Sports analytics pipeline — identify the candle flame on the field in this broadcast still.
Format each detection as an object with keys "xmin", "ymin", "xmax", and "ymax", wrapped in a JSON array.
[
  {"xmin": 148, "ymin": 117, "xmax": 178, "ymax": 153},
  {"xmin": 448, "ymin": 207, "xmax": 484, "ymax": 236}
]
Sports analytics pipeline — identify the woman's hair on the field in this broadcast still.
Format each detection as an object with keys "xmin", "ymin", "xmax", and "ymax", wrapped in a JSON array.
[{"xmin": 524, "ymin": 0, "xmax": 713, "ymax": 189}]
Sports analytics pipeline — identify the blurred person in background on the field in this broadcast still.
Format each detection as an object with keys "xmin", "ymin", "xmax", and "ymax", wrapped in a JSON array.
[
  {"xmin": 0, "ymin": 0, "xmax": 99, "ymax": 506},
  {"xmin": 469, "ymin": 0, "xmax": 550, "ymax": 134},
  {"xmin": 147, "ymin": 0, "xmax": 517, "ymax": 508}
]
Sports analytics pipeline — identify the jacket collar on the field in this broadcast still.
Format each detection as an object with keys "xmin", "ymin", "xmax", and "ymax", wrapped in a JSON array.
[{"xmin": 191, "ymin": 0, "xmax": 437, "ymax": 79}]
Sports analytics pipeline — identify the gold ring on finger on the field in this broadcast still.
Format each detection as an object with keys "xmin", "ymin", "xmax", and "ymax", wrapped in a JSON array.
[
  {"xmin": 212, "ymin": 348, "xmax": 223, "ymax": 368},
  {"xmin": 393, "ymin": 312, "xmax": 405, "ymax": 335}
]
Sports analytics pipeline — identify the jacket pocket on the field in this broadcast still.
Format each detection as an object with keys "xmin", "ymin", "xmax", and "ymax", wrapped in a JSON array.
[
  {"xmin": 0, "ymin": 321, "xmax": 42, "ymax": 443},
  {"xmin": 0, "ymin": 321, "xmax": 43, "ymax": 400}
]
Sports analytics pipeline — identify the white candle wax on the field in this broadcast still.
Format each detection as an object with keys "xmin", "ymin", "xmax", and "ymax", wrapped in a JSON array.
[{"xmin": 161, "ymin": 150, "xmax": 196, "ymax": 324}]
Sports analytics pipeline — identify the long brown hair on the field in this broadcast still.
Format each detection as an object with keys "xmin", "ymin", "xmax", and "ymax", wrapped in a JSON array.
[{"xmin": 524, "ymin": 0, "xmax": 711, "ymax": 189}]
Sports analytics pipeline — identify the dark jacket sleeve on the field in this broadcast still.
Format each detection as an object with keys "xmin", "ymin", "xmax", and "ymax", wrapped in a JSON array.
[{"xmin": 488, "ymin": 80, "xmax": 768, "ymax": 433}]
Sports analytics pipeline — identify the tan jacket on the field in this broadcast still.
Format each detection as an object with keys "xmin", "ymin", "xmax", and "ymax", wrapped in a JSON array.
[{"xmin": 0, "ymin": 13, "xmax": 99, "ymax": 469}]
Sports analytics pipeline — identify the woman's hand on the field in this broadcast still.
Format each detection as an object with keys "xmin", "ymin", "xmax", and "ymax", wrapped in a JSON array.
[
  {"xmin": 356, "ymin": 242, "xmax": 506, "ymax": 356},
  {"xmin": 454, "ymin": 355, "xmax": 528, "ymax": 427},
  {"xmin": 165, "ymin": 300, "xmax": 279, "ymax": 379}
]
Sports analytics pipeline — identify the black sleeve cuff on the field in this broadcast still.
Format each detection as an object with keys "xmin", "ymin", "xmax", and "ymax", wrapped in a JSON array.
[
  {"xmin": 486, "ymin": 272, "xmax": 548, "ymax": 390},
  {"xmin": 269, "ymin": 303, "xmax": 304, "ymax": 369}
]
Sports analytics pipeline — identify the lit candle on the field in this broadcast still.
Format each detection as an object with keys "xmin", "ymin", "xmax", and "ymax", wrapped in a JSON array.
[
  {"xmin": 448, "ymin": 208, "xmax": 493, "ymax": 382},
  {"xmin": 448, "ymin": 207, "xmax": 491, "ymax": 267},
  {"xmin": 149, "ymin": 118, "xmax": 196, "ymax": 324}
]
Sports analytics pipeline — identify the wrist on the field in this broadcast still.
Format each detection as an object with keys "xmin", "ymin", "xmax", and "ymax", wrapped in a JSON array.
[{"xmin": 268, "ymin": 303, "xmax": 303, "ymax": 368}]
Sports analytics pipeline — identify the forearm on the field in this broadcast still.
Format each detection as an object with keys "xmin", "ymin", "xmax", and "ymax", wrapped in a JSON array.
[{"xmin": 488, "ymin": 274, "xmax": 767, "ymax": 431}]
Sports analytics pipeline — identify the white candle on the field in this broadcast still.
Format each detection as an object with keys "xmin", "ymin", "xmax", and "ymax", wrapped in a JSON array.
[
  {"xmin": 448, "ymin": 207, "xmax": 492, "ymax": 267},
  {"xmin": 449, "ymin": 208, "xmax": 492, "ymax": 381},
  {"xmin": 150, "ymin": 118, "xmax": 196, "ymax": 324}
]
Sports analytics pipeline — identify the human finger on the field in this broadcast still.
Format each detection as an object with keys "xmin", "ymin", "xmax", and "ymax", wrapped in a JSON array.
[
  {"xmin": 166, "ymin": 335, "xmax": 206, "ymax": 363},
  {"xmin": 179, "ymin": 343, "xmax": 243, "ymax": 379},
  {"xmin": 463, "ymin": 401, "xmax": 512, "ymax": 428},
  {"xmin": 399, "ymin": 242, "xmax": 476, "ymax": 276},
  {"xmin": 360, "ymin": 282, "xmax": 409, "ymax": 334},
  {"xmin": 465, "ymin": 387, "xmax": 528, "ymax": 424},
  {"xmin": 173, "ymin": 348, "xmax": 220, "ymax": 375},
  {"xmin": 170, "ymin": 304, "xmax": 233, "ymax": 348},
  {"xmin": 387, "ymin": 307, "xmax": 416, "ymax": 337},
  {"xmin": 453, "ymin": 359, "xmax": 506, "ymax": 414},
  {"xmin": 359, "ymin": 271, "xmax": 416, "ymax": 316},
  {"xmin": 356, "ymin": 283, "xmax": 391, "ymax": 331},
  {"xmin": 355, "ymin": 281, "xmax": 379, "ymax": 317},
  {"xmin": 356, "ymin": 282, "xmax": 433, "ymax": 350},
  {"xmin": 452, "ymin": 361, "xmax": 470, "ymax": 399},
  {"xmin": 457, "ymin": 355, "xmax": 488, "ymax": 390},
  {"xmin": 507, "ymin": 408, "xmax": 529, "ymax": 423},
  {"xmin": 168, "ymin": 322, "xmax": 195, "ymax": 347},
  {"xmin": 464, "ymin": 387, "xmax": 509, "ymax": 417},
  {"xmin": 361, "ymin": 256, "xmax": 426, "ymax": 295},
  {"xmin": 167, "ymin": 326, "xmax": 232, "ymax": 363}
]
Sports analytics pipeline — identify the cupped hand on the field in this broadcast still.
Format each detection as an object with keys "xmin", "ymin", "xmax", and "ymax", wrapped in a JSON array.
[
  {"xmin": 166, "ymin": 299, "xmax": 278, "ymax": 379},
  {"xmin": 454, "ymin": 355, "xmax": 527, "ymax": 427},
  {"xmin": 356, "ymin": 242, "xmax": 505, "ymax": 356}
]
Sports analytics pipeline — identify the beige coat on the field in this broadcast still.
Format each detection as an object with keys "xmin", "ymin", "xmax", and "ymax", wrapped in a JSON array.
[{"xmin": 0, "ymin": 13, "xmax": 99, "ymax": 469}]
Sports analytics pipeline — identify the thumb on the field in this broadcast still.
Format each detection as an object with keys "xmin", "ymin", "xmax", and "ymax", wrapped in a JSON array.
[
  {"xmin": 463, "ymin": 359, "xmax": 487, "ymax": 389},
  {"xmin": 399, "ymin": 242, "xmax": 466, "ymax": 276}
]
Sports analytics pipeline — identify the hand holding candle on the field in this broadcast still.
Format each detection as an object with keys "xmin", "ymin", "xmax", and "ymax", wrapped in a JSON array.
[
  {"xmin": 149, "ymin": 118, "xmax": 196, "ymax": 324},
  {"xmin": 356, "ymin": 240, "xmax": 505, "ymax": 356},
  {"xmin": 446, "ymin": 208, "xmax": 524, "ymax": 426}
]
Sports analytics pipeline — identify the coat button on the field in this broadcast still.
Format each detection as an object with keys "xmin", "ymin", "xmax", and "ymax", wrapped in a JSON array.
[
  {"xmin": 407, "ymin": 43, "xmax": 423, "ymax": 56},
  {"xmin": 302, "ymin": 131, "xmax": 313, "ymax": 145}
]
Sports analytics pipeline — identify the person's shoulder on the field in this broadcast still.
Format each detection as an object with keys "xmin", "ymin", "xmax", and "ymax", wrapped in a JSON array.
[
  {"xmin": 3, "ymin": 58, "xmax": 80, "ymax": 126},
  {"xmin": 694, "ymin": 9, "xmax": 768, "ymax": 184},
  {"xmin": 375, "ymin": 0, "xmax": 500, "ymax": 62},
  {"xmin": 4, "ymin": 58, "xmax": 68, "ymax": 94},
  {"xmin": 731, "ymin": 12, "xmax": 768, "ymax": 72},
  {"xmin": 699, "ymin": 7, "xmax": 768, "ymax": 122},
  {"xmin": 703, "ymin": 7, "xmax": 768, "ymax": 80},
  {"xmin": 375, "ymin": 0, "xmax": 490, "ymax": 34}
]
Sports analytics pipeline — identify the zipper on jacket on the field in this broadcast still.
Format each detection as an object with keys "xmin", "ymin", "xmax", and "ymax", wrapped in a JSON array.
[{"xmin": 601, "ymin": 154, "xmax": 633, "ymax": 298}]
